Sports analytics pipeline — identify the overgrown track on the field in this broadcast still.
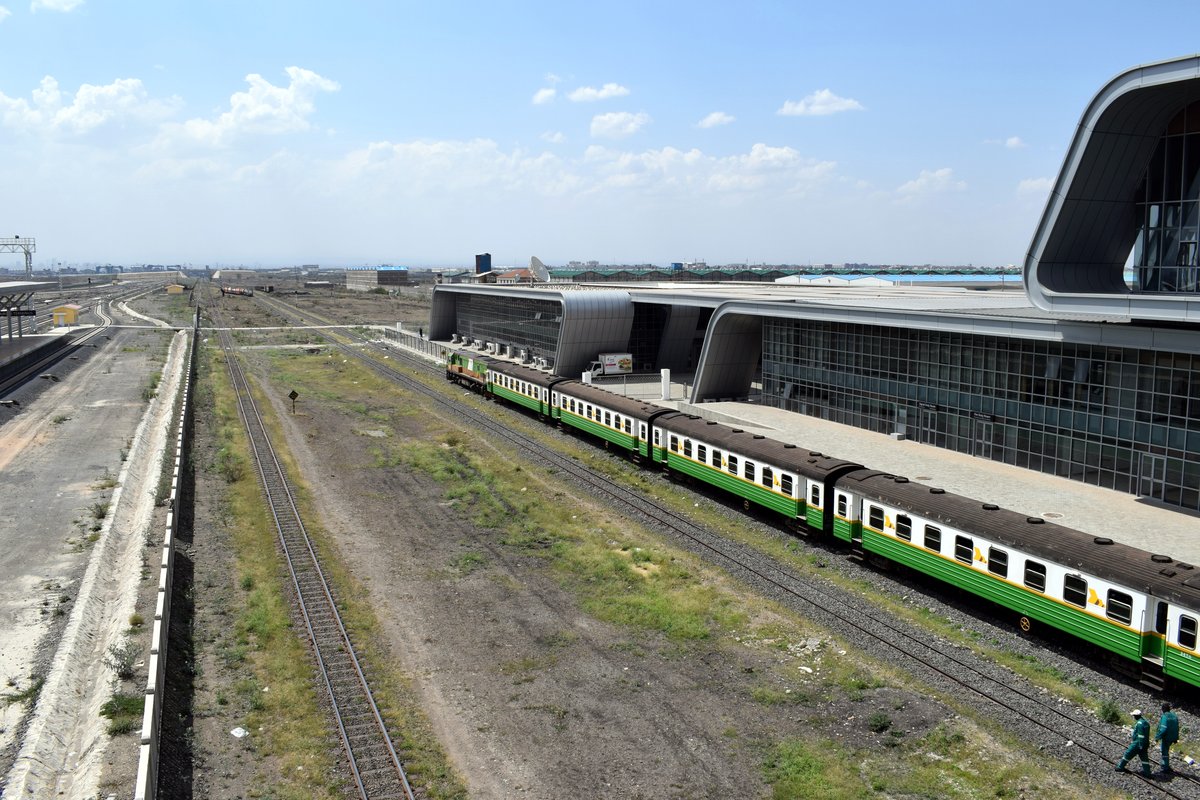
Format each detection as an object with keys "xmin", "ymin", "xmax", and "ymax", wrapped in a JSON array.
[
  {"xmin": 255, "ymin": 294, "xmax": 1196, "ymax": 799},
  {"xmin": 208, "ymin": 298, "xmax": 416, "ymax": 800}
]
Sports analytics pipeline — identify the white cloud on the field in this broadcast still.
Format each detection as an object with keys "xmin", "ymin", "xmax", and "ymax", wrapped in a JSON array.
[
  {"xmin": 541, "ymin": 130, "xmax": 565, "ymax": 144},
  {"xmin": 532, "ymin": 87, "xmax": 556, "ymax": 105},
  {"xmin": 697, "ymin": 111, "xmax": 734, "ymax": 129},
  {"xmin": 31, "ymin": 0, "xmax": 82, "ymax": 11},
  {"xmin": 897, "ymin": 167, "xmax": 966, "ymax": 195},
  {"xmin": 165, "ymin": 66, "xmax": 339, "ymax": 147},
  {"xmin": 1004, "ymin": 136, "xmax": 1026, "ymax": 149},
  {"xmin": 0, "ymin": 7, "xmax": 11, "ymax": 23},
  {"xmin": 0, "ymin": 75, "xmax": 180, "ymax": 135},
  {"xmin": 590, "ymin": 111, "xmax": 649, "ymax": 139},
  {"xmin": 568, "ymin": 83, "xmax": 630, "ymax": 102},
  {"xmin": 1017, "ymin": 176, "xmax": 1053, "ymax": 195},
  {"xmin": 777, "ymin": 89, "xmax": 864, "ymax": 117}
]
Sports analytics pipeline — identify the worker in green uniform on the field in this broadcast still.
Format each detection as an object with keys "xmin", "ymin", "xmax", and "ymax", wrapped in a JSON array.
[
  {"xmin": 1156, "ymin": 702, "xmax": 1180, "ymax": 773},
  {"xmin": 1116, "ymin": 708, "xmax": 1152, "ymax": 776}
]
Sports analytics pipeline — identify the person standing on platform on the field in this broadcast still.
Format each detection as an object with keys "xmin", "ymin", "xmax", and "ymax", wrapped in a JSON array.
[
  {"xmin": 1157, "ymin": 702, "xmax": 1180, "ymax": 773},
  {"xmin": 1116, "ymin": 708, "xmax": 1152, "ymax": 776}
]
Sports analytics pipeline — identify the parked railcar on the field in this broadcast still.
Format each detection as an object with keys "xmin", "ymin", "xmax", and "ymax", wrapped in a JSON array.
[
  {"xmin": 487, "ymin": 360, "xmax": 564, "ymax": 419},
  {"xmin": 553, "ymin": 381, "xmax": 673, "ymax": 460},
  {"xmin": 442, "ymin": 356, "xmax": 1200, "ymax": 690},
  {"xmin": 838, "ymin": 469, "xmax": 1200, "ymax": 688},
  {"xmin": 445, "ymin": 351, "xmax": 489, "ymax": 393},
  {"xmin": 655, "ymin": 413, "xmax": 862, "ymax": 534}
]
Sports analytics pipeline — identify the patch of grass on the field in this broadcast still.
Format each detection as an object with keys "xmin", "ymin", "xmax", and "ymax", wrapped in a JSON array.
[
  {"xmin": 1, "ymin": 676, "xmax": 44, "ymax": 708},
  {"xmin": 93, "ymin": 469, "xmax": 118, "ymax": 490},
  {"xmin": 91, "ymin": 501, "xmax": 110, "ymax": 520},
  {"xmin": 100, "ymin": 692, "xmax": 144, "ymax": 735},
  {"xmin": 750, "ymin": 685, "xmax": 807, "ymax": 706},
  {"xmin": 762, "ymin": 738, "xmax": 867, "ymax": 799},
  {"xmin": 51, "ymin": 414, "xmax": 69, "ymax": 424},
  {"xmin": 450, "ymin": 551, "xmax": 486, "ymax": 575}
]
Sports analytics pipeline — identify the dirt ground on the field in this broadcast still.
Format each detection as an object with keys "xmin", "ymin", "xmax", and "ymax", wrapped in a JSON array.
[{"xmin": 179, "ymin": 337, "xmax": 950, "ymax": 799}]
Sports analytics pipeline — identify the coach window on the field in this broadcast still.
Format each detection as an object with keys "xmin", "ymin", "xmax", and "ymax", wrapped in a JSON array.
[
  {"xmin": 988, "ymin": 547, "xmax": 1008, "ymax": 578},
  {"xmin": 1024, "ymin": 561, "xmax": 1047, "ymax": 592},
  {"xmin": 624, "ymin": 420, "xmax": 631, "ymax": 434},
  {"xmin": 1063, "ymin": 575, "xmax": 1087, "ymax": 608},
  {"xmin": 1156, "ymin": 602, "xmax": 1168, "ymax": 635},
  {"xmin": 1107, "ymin": 590, "xmax": 1133, "ymax": 625},
  {"xmin": 670, "ymin": 435, "xmax": 679, "ymax": 452},
  {"xmin": 924, "ymin": 525, "xmax": 941, "ymax": 553},
  {"xmin": 836, "ymin": 494, "xmax": 848, "ymax": 517},
  {"xmin": 683, "ymin": 440, "xmax": 692, "ymax": 458},
  {"xmin": 761, "ymin": 466, "xmax": 773, "ymax": 489},
  {"xmin": 698, "ymin": 444, "xmax": 707, "ymax": 462},
  {"xmin": 868, "ymin": 505, "xmax": 883, "ymax": 530},
  {"xmin": 1180, "ymin": 615, "xmax": 1198, "ymax": 650},
  {"xmin": 810, "ymin": 484, "xmax": 820, "ymax": 506},
  {"xmin": 570, "ymin": 399, "xmax": 576, "ymax": 413},
  {"xmin": 604, "ymin": 412, "xmax": 611, "ymax": 426},
  {"xmin": 954, "ymin": 535, "xmax": 973, "ymax": 564},
  {"xmin": 712, "ymin": 449, "xmax": 722, "ymax": 468},
  {"xmin": 895, "ymin": 515, "xmax": 912, "ymax": 542},
  {"xmin": 782, "ymin": 474, "xmax": 794, "ymax": 497},
  {"xmin": 728, "ymin": 455, "xmax": 738, "ymax": 474},
  {"xmin": 654, "ymin": 429, "xmax": 661, "ymax": 446}
]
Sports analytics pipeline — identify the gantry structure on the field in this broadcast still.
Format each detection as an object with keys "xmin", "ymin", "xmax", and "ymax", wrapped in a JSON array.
[{"xmin": 0, "ymin": 237, "xmax": 35, "ymax": 278}]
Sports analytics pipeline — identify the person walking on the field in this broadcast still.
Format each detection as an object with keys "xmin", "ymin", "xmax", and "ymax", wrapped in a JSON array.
[
  {"xmin": 1156, "ymin": 702, "xmax": 1180, "ymax": 773},
  {"xmin": 1116, "ymin": 708, "xmax": 1152, "ymax": 776}
]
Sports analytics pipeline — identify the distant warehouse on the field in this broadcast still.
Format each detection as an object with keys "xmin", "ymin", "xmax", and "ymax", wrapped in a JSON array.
[{"xmin": 345, "ymin": 266, "xmax": 410, "ymax": 292}]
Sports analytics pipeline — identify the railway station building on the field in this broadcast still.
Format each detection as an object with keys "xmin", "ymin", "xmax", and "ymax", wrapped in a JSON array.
[{"xmin": 429, "ymin": 55, "xmax": 1200, "ymax": 513}]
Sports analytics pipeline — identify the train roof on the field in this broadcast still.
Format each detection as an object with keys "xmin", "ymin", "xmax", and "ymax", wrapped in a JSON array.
[
  {"xmin": 658, "ymin": 412, "xmax": 863, "ymax": 481},
  {"xmin": 842, "ymin": 469, "xmax": 1200, "ymax": 609},
  {"xmin": 487, "ymin": 359, "xmax": 567, "ymax": 389},
  {"xmin": 554, "ymin": 380, "xmax": 676, "ymax": 423}
]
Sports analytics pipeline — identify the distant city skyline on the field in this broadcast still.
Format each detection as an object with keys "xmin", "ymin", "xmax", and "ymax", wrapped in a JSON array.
[{"xmin": 0, "ymin": 1, "xmax": 1198, "ymax": 268}]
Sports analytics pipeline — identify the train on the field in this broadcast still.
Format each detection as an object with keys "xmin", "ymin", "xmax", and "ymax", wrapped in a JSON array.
[
  {"xmin": 447, "ymin": 350, "xmax": 1200, "ymax": 692},
  {"xmin": 220, "ymin": 286, "xmax": 254, "ymax": 297}
]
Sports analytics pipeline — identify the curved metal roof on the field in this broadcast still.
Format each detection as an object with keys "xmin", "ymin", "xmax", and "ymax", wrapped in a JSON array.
[{"xmin": 1025, "ymin": 54, "xmax": 1200, "ymax": 322}]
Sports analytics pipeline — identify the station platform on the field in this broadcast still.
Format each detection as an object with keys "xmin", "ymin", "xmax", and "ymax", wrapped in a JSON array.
[
  {"xmin": 677, "ymin": 399, "xmax": 1200, "ymax": 567},
  {"xmin": 0, "ymin": 334, "xmax": 68, "ymax": 382},
  {"xmin": 416, "ymin": 335, "xmax": 1200, "ymax": 567}
]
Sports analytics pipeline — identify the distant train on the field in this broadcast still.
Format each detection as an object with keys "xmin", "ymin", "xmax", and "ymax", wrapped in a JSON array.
[
  {"xmin": 220, "ymin": 286, "xmax": 254, "ymax": 297},
  {"xmin": 447, "ymin": 350, "xmax": 1200, "ymax": 691}
]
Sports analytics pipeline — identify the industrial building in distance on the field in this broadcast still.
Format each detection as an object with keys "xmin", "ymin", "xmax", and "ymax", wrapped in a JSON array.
[{"xmin": 430, "ymin": 55, "xmax": 1200, "ymax": 513}]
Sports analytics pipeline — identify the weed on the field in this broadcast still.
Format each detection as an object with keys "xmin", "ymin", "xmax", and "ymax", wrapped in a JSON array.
[
  {"xmin": 91, "ymin": 501, "xmax": 110, "ymax": 520},
  {"xmin": 103, "ymin": 639, "xmax": 140, "ymax": 681},
  {"xmin": 867, "ymin": 711, "xmax": 892, "ymax": 733},
  {"xmin": 51, "ymin": 414, "xmax": 69, "ymax": 425},
  {"xmin": 1, "ymin": 676, "xmax": 44, "ymax": 707},
  {"xmin": 1098, "ymin": 698, "xmax": 1123, "ymax": 725},
  {"xmin": 129, "ymin": 612, "xmax": 145, "ymax": 628},
  {"xmin": 100, "ymin": 692, "xmax": 143, "ymax": 735}
]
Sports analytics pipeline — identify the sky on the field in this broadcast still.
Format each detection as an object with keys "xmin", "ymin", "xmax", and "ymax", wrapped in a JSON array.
[{"xmin": 1, "ymin": 1, "xmax": 1200, "ymax": 269}]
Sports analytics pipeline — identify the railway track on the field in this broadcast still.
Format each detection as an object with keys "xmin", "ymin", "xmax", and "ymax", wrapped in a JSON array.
[
  {"xmin": 252, "ymin": 293, "xmax": 1197, "ymax": 798},
  {"xmin": 207, "ymin": 296, "xmax": 416, "ymax": 800}
]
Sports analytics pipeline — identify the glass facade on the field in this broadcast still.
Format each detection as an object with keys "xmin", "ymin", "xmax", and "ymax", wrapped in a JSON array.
[
  {"xmin": 451, "ymin": 293, "xmax": 562, "ymax": 365},
  {"xmin": 1134, "ymin": 100, "xmax": 1200, "ymax": 293},
  {"xmin": 761, "ymin": 319, "xmax": 1200, "ymax": 511}
]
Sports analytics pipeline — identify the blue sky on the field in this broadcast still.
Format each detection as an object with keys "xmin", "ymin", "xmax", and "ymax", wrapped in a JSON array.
[{"xmin": 1, "ymin": 1, "xmax": 1198, "ymax": 269}]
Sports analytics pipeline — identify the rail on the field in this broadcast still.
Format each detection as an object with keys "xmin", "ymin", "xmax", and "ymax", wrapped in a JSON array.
[{"xmin": 210, "ymin": 297, "xmax": 415, "ymax": 799}]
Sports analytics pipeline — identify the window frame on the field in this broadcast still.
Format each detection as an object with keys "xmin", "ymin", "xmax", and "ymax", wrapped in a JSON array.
[
  {"xmin": 1024, "ymin": 561, "xmax": 1047, "ymax": 592},
  {"xmin": 954, "ymin": 535, "xmax": 973, "ymax": 564},
  {"xmin": 1063, "ymin": 574, "xmax": 1088, "ymax": 608},
  {"xmin": 988, "ymin": 547, "xmax": 1008, "ymax": 578}
]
